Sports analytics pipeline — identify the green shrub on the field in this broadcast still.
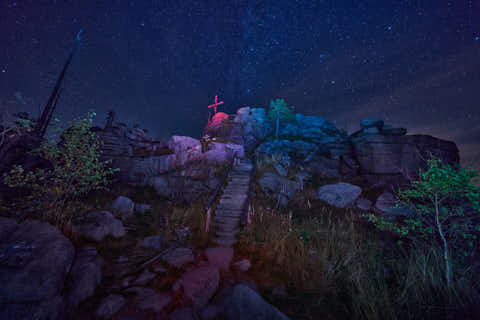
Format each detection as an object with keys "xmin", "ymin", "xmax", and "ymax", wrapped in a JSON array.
[
  {"xmin": 267, "ymin": 98, "xmax": 296, "ymax": 139},
  {"xmin": 362, "ymin": 156, "xmax": 480, "ymax": 288},
  {"xmin": 2, "ymin": 112, "xmax": 119, "ymax": 228}
]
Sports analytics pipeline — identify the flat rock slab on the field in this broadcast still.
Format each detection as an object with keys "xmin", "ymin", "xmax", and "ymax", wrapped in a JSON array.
[
  {"xmin": 205, "ymin": 247, "xmax": 234, "ymax": 272},
  {"xmin": 162, "ymin": 247, "xmax": 194, "ymax": 268},
  {"xmin": 172, "ymin": 266, "xmax": 220, "ymax": 309},
  {"xmin": 220, "ymin": 284, "xmax": 290, "ymax": 320}
]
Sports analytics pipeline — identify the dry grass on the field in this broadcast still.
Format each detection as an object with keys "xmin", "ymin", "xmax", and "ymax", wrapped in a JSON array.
[{"xmin": 235, "ymin": 195, "xmax": 480, "ymax": 320}]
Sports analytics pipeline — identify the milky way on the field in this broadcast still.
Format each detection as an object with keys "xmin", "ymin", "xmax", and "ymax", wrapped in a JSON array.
[{"xmin": 0, "ymin": 1, "xmax": 479, "ymax": 166}]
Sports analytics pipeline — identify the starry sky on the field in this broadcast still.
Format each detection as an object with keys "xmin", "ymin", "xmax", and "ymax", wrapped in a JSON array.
[{"xmin": 1, "ymin": 1, "xmax": 479, "ymax": 168}]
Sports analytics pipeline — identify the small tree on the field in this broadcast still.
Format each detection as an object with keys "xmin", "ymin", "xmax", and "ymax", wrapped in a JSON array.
[
  {"xmin": 362, "ymin": 156, "xmax": 480, "ymax": 288},
  {"xmin": 2, "ymin": 112, "xmax": 119, "ymax": 228},
  {"xmin": 267, "ymin": 98, "xmax": 295, "ymax": 139}
]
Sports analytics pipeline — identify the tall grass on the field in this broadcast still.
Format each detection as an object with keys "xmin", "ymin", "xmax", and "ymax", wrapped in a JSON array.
[{"xmin": 236, "ymin": 199, "xmax": 480, "ymax": 320}]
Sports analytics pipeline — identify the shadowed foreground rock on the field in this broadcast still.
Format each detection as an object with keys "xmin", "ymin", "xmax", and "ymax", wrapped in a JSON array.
[
  {"xmin": 218, "ymin": 284, "xmax": 291, "ymax": 320},
  {"xmin": 0, "ymin": 218, "xmax": 75, "ymax": 320}
]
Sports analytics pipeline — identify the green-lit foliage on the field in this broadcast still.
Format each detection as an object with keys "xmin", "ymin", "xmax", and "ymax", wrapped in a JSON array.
[
  {"xmin": 2, "ymin": 112, "xmax": 119, "ymax": 228},
  {"xmin": 267, "ymin": 98, "xmax": 296, "ymax": 138},
  {"xmin": 362, "ymin": 156, "xmax": 480, "ymax": 288}
]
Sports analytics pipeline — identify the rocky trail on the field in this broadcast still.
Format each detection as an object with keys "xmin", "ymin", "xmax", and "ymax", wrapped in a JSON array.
[{"xmin": 212, "ymin": 158, "xmax": 254, "ymax": 247}]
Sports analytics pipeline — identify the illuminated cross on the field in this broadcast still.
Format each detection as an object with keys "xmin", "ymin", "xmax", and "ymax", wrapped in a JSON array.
[{"xmin": 208, "ymin": 95, "xmax": 224, "ymax": 115}]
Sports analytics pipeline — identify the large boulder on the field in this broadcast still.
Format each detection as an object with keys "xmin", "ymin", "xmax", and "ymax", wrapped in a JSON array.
[
  {"xmin": 203, "ymin": 142, "xmax": 244, "ymax": 164},
  {"xmin": 66, "ymin": 246, "xmax": 104, "ymax": 309},
  {"xmin": 316, "ymin": 182, "xmax": 362, "ymax": 208},
  {"xmin": 0, "ymin": 218, "xmax": 75, "ymax": 320},
  {"xmin": 258, "ymin": 172, "xmax": 303, "ymax": 207},
  {"xmin": 234, "ymin": 107, "xmax": 274, "ymax": 152},
  {"xmin": 147, "ymin": 164, "xmax": 220, "ymax": 202},
  {"xmin": 72, "ymin": 210, "xmax": 126, "ymax": 242},
  {"xmin": 168, "ymin": 136, "xmax": 202, "ymax": 167},
  {"xmin": 109, "ymin": 196, "xmax": 135, "ymax": 220},
  {"xmin": 172, "ymin": 265, "xmax": 220, "ymax": 309},
  {"xmin": 216, "ymin": 284, "xmax": 290, "ymax": 320}
]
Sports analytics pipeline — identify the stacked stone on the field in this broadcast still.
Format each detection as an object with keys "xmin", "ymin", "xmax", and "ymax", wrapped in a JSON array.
[{"xmin": 350, "ymin": 118, "xmax": 459, "ymax": 187}]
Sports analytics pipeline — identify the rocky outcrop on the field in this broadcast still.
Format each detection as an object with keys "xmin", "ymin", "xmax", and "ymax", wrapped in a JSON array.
[
  {"xmin": 350, "ymin": 118, "xmax": 460, "ymax": 189},
  {"xmin": 95, "ymin": 119, "xmax": 244, "ymax": 203},
  {"xmin": 233, "ymin": 107, "xmax": 274, "ymax": 152},
  {"xmin": 230, "ymin": 108, "xmax": 459, "ymax": 204}
]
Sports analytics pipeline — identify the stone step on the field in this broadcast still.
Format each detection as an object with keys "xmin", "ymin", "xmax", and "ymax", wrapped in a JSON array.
[
  {"xmin": 225, "ymin": 183, "xmax": 250, "ymax": 188},
  {"xmin": 215, "ymin": 209, "xmax": 243, "ymax": 218},
  {"xmin": 215, "ymin": 205, "xmax": 245, "ymax": 218},
  {"xmin": 220, "ymin": 193, "xmax": 248, "ymax": 199},
  {"xmin": 225, "ymin": 182, "xmax": 250, "ymax": 188},
  {"xmin": 229, "ymin": 175, "xmax": 250, "ymax": 179},
  {"xmin": 216, "ymin": 202, "xmax": 245, "ymax": 210},
  {"xmin": 230, "ymin": 172, "xmax": 251, "ymax": 176},
  {"xmin": 233, "ymin": 169, "xmax": 252, "ymax": 173},
  {"xmin": 232, "ymin": 172, "xmax": 250, "ymax": 177},
  {"xmin": 227, "ymin": 180, "xmax": 250, "ymax": 185},
  {"xmin": 228, "ymin": 178, "xmax": 250, "ymax": 182},
  {"xmin": 212, "ymin": 221, "xmax": 240, "ymax": 231},
  {"xmin": 212, "ymin": 222, "xmax": 239, "ymax": 232},
  {"xmin": 224, "ymin": 183, "xmax": 249, "ymax": 189},
  {"xmin": 221, "ymin": 189, "xmax": 248, "ymax": 195},
  {"xmin": 215, "ymin": 229, "xmax": 240, "ymax": 237},
  {"xmin": 219, "ymin": 196, "xmax": 248, "ymax": 202},
  {"xmin": 222, "ymin": 189, "xmax": 249, "ymax": 196},
  {"xmin": 213, "ymin": 216, "xmax": 241, "ymax": 224},
  {"xmin": 219, "ymin": 198, "xmax": 247, "ymax": 204},
  {"xmin": 212, "ymin": 219, "xmax": 240, "ymax": 228},
  {"xmin": 212, "ymin": 237, "xmax": 236, "ymax": 247}
]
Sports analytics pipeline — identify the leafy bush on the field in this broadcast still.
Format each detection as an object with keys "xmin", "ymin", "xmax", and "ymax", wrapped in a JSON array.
[
  {"xmin": 267, "ymin": 98, "xmax": 295, "ymax": 138},
  {"xmin": 2, "ymin": 112, "xmax": 119, "ymax": 228},
  {"xmin": 362, "ymin": 156, "xmax": 480, "ymax": 288}
]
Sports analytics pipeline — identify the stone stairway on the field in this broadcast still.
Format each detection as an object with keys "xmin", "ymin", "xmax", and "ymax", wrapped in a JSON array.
[{"xmin": 212, "ymin": 158, "xmax": 253, "ymax": 246}]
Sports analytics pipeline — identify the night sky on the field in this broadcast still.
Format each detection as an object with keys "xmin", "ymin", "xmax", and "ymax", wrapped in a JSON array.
[{"xmin": 1, "ymin": 1, "xmax": 479, "ymax": 168}]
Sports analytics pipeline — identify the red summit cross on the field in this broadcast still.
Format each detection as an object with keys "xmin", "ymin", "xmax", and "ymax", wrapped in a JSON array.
[{"xmin": 208, "ymin": 95, "xmax": 224, "ymax": 115}]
